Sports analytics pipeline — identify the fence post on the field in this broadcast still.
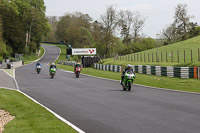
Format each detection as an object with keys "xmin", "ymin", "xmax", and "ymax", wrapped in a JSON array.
[
  {"xmin": 171, "ymin": 51, "xmax": 173, "ymax": 63},
  {"xmin": 144, "ymin": 53, "xmax": 146, "ymax": 62},
  {"xmin": 166, "ymin": 51, "xmax": 168, "ymax": 62},
  {"xmin": 177, "ymin": 51, "xmax": 179, "ymax": 63},
  {"xmin": 128, "ymin": 54, "xmax": 129, "ymax": 61},
  {"xmin": 156, "ymin": 52, "xmax": 158, "ymax": 62},
  {"xmin": 137, "ymin": 54, "xmax": 139, "ymax": 62},
  {"xmin": 184, "ymin": 50, "xmax": 186, "ymax": 63},
  {"xmin": 161, "ymin": 52, "xmax": 163, "ymax": 62},
  {"xmin": 152, "ymin": 53, "xmax": 154, "ymax": 62},
  {"xmin": 134, "ymin": 53, "xmax": 136, "ymax": 61},
  {"xmin": 131, "ymin": 54, "xmax": 133, "ymax": 62},
  {"xmin": 140, "ymin": 53, "xmax": 142, "ymax": 62},
  {"xmin": 191, "ymin": 49, "xmax": 193, "ymax": 62},
  {"xmin": 148, "ymin": 53, "xmax": 150, "ymax": 62}
]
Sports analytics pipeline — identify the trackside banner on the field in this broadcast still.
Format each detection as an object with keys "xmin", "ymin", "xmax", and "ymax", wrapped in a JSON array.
[{"xmin": 72, "ymin": 48, "xmax": 96, "ymax": 55}]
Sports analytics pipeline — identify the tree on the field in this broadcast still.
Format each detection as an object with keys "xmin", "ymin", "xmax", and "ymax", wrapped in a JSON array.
[
  {"xmin": 132, "ymin": 12, "xmax": 146, "ymax": 42},
  {"xmin": 189, "ymin": 23, "xmax": 200, "ymax": 38},
  {"xmin": 174, "ymin": 3, "xmax": 193, "ymax": 39},
  {"xmin": 1, "ymin": 0, "xmax": 49, "ymax": 55},
  {"xmin": 76, "ymin": 27, "xmax": 93, "ymax": 48},
  {"xmin": 44, "ymin": 16, "xmax": 59, "ymax": 42},
  {"xmin": 0, "ymin": 14, "xmax": 7, "ymax": 56},
  {"xmin": 100, "ymin": 5, "xmax": 119, "ymax": 57},
  {"xmin": 160, "ymin": 23, "xmax": 177, "ymax": 43},
  {"xmin": 55, "ymin": 12, "xmax": 92, "ymax": 46},
  {"xmin": 119, "ymin": 10, "xmax": 133, "ymax": 45}
]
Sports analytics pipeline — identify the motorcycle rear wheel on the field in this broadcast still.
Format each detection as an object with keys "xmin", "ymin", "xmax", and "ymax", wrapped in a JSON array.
[
  {"xmin": 76, "ymin": 72, "xmax": 80, "ymax": 78},
  {"xmin": 37, "ymin": 69, "xmax": 40, "ymax": 74}
]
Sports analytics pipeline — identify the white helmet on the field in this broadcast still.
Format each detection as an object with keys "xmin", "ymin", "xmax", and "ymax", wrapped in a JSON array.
[
  {"xmin": 52, "ymin": 63, "xmax": 55, "ymax": 65},
  {"xmin": 127, "ymin": 64, "xmax": 131, "ymax": 68}
]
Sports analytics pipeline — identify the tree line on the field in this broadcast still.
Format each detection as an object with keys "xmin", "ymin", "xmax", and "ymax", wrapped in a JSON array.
[
  {"xmin": 1, "ymin": 2, "xmax": 199, "ymax": 60},
  {"xmin": 44, "ymin": 5, "xmax": 156, "ymax": 58},
  {"xmin": 45, "ymin": 4, "xmax": 200, "ymax": 59},
  {"xmin": 0, "ymin": 0, "xmax": 49, "ymax": 58}
]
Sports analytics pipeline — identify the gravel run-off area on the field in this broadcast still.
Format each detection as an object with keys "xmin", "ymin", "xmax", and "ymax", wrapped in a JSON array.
[{"xmin": 0, "ymin": 110, "xmax": 15, "ymax": 133}]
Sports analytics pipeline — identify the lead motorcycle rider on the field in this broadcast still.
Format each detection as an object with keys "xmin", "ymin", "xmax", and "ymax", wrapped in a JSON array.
[
  {"xmin": 121, "ymin": 64, "xmax": 135, "ymax": 84},
  {"xmin": 35, "ymin": 62, "xmax": 42, "ymax": 69}
]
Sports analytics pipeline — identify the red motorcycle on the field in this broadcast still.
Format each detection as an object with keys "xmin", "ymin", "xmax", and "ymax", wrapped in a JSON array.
[{"xmin": 75, "ymin": 66, "xmax": 81, "ymax": 78}]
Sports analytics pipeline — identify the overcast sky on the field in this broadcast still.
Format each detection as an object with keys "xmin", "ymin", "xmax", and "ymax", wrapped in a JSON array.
[{"xmin": 44, "ymin": 0, "xmax": 200, "ymax": 38}]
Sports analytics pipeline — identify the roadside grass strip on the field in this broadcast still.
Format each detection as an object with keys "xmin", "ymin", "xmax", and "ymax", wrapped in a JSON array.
[
  {"xmin": 23, "ymin": 46, "xmax": 45, "ymax": 65},
  {"xmin": 0, "ymin": 88, "xmax": 77, "ymax": 133},
  {"xmin": 1, "ymin": 69, "xmax": 14, "ymax": 78},
  {"xmin": 57, "ymin": 65, "xmax": 200, "ymax": 93}
]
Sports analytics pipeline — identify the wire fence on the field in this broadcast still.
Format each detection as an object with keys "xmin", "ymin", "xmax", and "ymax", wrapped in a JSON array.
[{"xmin": 116, "ymin": 48, "xmax": 200, "ymax": 63}]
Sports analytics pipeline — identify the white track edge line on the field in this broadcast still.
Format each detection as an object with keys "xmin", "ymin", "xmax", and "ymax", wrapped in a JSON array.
[
  {"xmin": 0, "ymin": 86, "xmax": 17, "ymax": 91},
  {"xmin": 12, "ymin": 46, "xmax": 85, "ymax": 133},
  {"xmin": 54, "ymin": 47, "xmax": 61, "ymax": 63},
  {"xmin": 0, "ymin": 69, "xmax": 14, "ymax": 78},
  {"xmin": 59, "ymin": 69, "xmax": 200, "ymax": 95},
  {"xmin": 17, "ymin": 89, "xmax": 85, "ymax": 133}
]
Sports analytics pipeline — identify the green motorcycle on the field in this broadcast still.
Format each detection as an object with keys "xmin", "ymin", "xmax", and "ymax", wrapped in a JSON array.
[
  {"xmin": 49, "ymin": 67, "xmax": 56, "ymax": 78},
  {"xmin": 121, "ymin": 70, "xmax": 136, "ymax": 91}
]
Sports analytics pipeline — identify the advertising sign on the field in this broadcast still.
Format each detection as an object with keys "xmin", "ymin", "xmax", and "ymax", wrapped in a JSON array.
[{"xmin": 72, "ymin": 48, "xmax": 96, "ymax": 55}]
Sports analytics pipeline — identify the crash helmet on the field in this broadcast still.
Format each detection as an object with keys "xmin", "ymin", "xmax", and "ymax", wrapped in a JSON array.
[
  {"xmin": 52, "ymin": 62, "xmax": 55, "ymax": 65},
  {"xmin": 127, "ymin": 64, "xmax": 131, "ymax": 68}
]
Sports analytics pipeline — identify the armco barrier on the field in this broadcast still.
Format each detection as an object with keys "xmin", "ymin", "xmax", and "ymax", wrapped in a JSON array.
[{"xmin": 94, "ymin": 63, "xmax": 198, "ymax": 79}]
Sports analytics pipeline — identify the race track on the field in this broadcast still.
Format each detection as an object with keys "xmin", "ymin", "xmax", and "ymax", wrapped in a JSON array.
[{"xmin": 16, "ymin": 44, "xmax": 200, "ymax": 133}]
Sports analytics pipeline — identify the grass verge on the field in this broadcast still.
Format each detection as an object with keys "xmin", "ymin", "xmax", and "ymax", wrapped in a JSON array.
[
  {"xmin": 57, "ymin": 64, "xmax": 200, "ymax": 93},
  {"xmin": 2, "ymin": 69, "xmax": 14, "ymax": 78},
  {"xmin": 0, "ymin": 88, "xmax": 77, "ymax": 133},
  {"xmin": 23, "ymin": 46, "xmax": 45, "ymax": 64}
]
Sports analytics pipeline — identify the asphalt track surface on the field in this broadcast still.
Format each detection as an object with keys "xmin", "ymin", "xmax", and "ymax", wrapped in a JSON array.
[{"xmin": 16, "ymin": 45, "xmax": 200, "ymax": 133}]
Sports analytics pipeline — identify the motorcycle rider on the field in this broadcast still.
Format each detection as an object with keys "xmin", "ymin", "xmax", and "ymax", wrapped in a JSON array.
[
  {"xmin": 74, "ymin": 62, "xmax": 82, "ymax": 72},
  {"xmin": 121, "ymin": 64, "xmax": 135, "ymax": 84},
  {"xmin": 49, "ymin": 62, "xmax": 57, "ymax": 72},
  {"xmin": 35, "ymin": 62, "xmax": 42, "ymax": 69}
]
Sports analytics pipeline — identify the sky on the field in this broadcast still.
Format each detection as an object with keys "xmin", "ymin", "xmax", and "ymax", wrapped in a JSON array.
[{"xmin": 44, "ymin": 0, "xmax": 200, "ymax": 38}]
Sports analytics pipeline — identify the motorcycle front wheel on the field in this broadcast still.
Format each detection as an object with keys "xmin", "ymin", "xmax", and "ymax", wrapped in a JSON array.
[{"xmin": 128, "ymin": 81, "xmax": 132, "ymax": 91}]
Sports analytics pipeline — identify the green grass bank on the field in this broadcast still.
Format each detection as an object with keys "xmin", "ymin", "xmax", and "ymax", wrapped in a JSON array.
[
  {"xmin": 104, "ymin": 36, "xmax": 200, "ymax": 67},
  {"xmin": 0, "ymin": 88, "xmax": 77, "ymax": 133}
]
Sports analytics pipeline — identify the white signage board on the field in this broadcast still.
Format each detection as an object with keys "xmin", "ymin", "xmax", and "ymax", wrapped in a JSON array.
[{"xmin": 72, "ymin": 48, "xmax": 96, "ymax": 55}]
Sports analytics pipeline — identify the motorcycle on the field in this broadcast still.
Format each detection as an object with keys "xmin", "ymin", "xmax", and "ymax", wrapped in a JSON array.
[
  {"xmin": 121, "ymin": 70, "xmax": 136, "ymax": 91},
  {"xmin": 36, "ymin": 65, "xmax": 41, "ymax": 74},
  {"xmin": 49, "ymin": 67, "xmax": 56, "ymax": 78},
  {"xmin": 75, "ymin": 66, "xmax": 81, "ymax": 78}
]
